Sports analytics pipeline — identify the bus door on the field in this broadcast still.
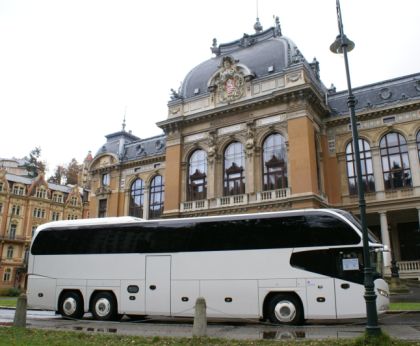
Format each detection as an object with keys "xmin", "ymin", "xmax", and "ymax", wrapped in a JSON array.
[
  {"xmin": 305, "ymin": 278, "xmax": 336, "ymax": 318},
  {"xmin": 145, "ymin": 255, "xmax": 171, "ymax": 315},
  {"xmin": 334, "ymin": 250, "xmax": 365, "ymax": 318}
]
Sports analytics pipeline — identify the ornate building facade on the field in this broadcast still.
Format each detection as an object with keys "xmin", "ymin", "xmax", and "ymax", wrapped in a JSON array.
[
  {"xmin": 0, "ymin": 169, "xmax": 88, "ymax": 290},
  {"xmin": 88, "ymin": 19, "xmax": 420, "ymax": 278}
]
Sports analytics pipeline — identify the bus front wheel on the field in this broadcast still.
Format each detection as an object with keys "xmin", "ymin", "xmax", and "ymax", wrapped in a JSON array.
[
  {"xmin": 91, "ymin": 292, "xmax": 117, "ymax": 321},
  {"xmin": 267, "ymin": 294, "xmax": 303, "ymax": 325},
  {"xmin": 58, "ymin": 291, "xmax": 84, "ymax": 320}
]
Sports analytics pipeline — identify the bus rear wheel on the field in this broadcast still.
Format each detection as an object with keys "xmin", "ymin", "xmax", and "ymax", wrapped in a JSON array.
[
  {"xmin": 59, "ymin": 291, "xmax": 84, "ymax": 319},
  {"xmin": 91, "ymin": 292, "xmax": 117, "ymax": 321},
  {"xmin": 267, "ymin": 294, "xmax": 303, "ymax": 325}
]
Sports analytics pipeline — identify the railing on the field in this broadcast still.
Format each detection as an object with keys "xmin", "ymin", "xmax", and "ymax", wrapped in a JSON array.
[
  {"xmin": 217, "ymin": 194, "xmax": 248, "ymax": 207},
  {"xmin": 181, "ymin": 199, "xmax": 208, "ymax": 212},
  {"xmin": 397, "ymin": 260, "xmax": 420, "ymax": 279},
  {"xmin": 257, "ymin": 188, "xmax": 290, "ymax": 201},
  {"xmin": 180, "ymin": 188, "xmax": 292, "ymax": 212}
]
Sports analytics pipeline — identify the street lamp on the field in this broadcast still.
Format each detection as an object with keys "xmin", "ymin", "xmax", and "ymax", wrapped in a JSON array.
[{"xmin": 330, "ymin": 0, "xmax": 381, "ymax": 336}]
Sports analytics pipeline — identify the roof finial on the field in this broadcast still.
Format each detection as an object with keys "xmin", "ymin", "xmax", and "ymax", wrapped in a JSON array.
[
  {"xmin": 254, "ymin": 18, "xmax": 263, "ymax": 33},
  {"xmin": 122, "ymin": 106, "xmax": 127, "ymax": 131},
  {"xmin": 274, "ymin": 16, "xmax": 282, "ymax": 36},
  {"xmin": 254, "ymin": 0, "xmax": 263, "ymax": 33}
]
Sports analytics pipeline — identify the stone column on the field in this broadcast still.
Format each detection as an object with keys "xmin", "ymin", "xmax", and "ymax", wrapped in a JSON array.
[
  {"xmin": 371, "ymin": 147, "xmax": 384, "ymax": 193},
  {"xmin": 143, "ymin": 186, "xmax": 150, "ymax": 220},
  {"xmin": 408, "ymin": 142, "xmax": 420, "ymax": 187},
  {"xmin": 379, "ymin": 211, "xmax": 391, "ymax": 270}
]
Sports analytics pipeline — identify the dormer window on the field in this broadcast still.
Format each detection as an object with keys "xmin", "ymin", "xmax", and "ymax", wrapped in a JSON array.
[
  {"xmin": 52, "ymin": 193, "xmax": 64, "ymax": 203},
  {"xmin": 12, "ymin": 185, "xmax": 25, "ymax": 196},
  {"xmin": 36, "ymin": 187, "xmax": 47, "ymax": 199}
]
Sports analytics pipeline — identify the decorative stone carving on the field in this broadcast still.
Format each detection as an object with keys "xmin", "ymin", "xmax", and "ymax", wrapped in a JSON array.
[
  {"xmin": 207, "ymin": 131, "xmax": 217, "ymax": 164},
  {"xmin": 95, "ymin": 186, "xmax": 111, "ymax": 196},
  {"xmin": 380, "ymin": 88, "xmax": 392, "ymax": 100},
  {"xmin": 214, "ymin": 56, "xmax": 245, "ymax": 103}
]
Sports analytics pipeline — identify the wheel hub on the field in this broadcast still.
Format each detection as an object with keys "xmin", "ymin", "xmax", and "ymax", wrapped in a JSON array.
[{"xmin": 274, "ymin": 301, "xmax": 296, "ymax": 323}]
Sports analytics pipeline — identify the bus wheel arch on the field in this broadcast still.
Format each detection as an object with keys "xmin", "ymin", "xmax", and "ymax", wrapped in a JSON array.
[
  {"xmin": 90, "ymin": 290, "xmax": 118, "ymax": 321},
  {"xmin": 263, "ymin": 292, "xmax": 304, "ymax": 325},
  {"xmin": 58, "ymin": 290, "xmax": 85, "ymax": 320}
]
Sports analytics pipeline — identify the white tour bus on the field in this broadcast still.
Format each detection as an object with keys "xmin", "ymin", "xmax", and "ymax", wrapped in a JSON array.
[{"xmin": 27, "ymin": 209, "xmax": 389, "ymax": 325}]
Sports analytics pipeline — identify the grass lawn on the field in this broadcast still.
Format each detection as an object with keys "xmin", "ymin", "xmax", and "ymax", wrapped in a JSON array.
[
  {"xmin": 389, "ymin": 302, "xmax": 420, "ymax": 311},
  {"xmin": 0, "ymin": 297, "xmax": 17, "ymax": 308},
  {"xmin": 2, "ymin": 327, "xmax": 420, "ymax": 346}
]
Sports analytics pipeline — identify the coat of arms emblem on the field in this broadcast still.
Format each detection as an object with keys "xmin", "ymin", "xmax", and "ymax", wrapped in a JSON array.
[{"xmin": 215, "ymin": 56, "xmax": 245, "ymax": 103}]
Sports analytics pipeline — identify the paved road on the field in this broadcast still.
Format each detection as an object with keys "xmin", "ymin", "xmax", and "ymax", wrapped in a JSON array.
[{"xmin": 2, "ymin": 309, "xmax": 420, "ymax": 341}]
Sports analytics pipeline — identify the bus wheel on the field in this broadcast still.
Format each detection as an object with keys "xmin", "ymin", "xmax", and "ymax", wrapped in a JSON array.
[
  {"xmin": 91, "ymin": 292, "xmax": 117, "ymax": 321},
  {"xmin": 59, "ymin": 291, "xmax": 84, "ymax": 319},
  {"xmin": 267, "ymin": 294, "xmax": 303, "ymax": 325}
]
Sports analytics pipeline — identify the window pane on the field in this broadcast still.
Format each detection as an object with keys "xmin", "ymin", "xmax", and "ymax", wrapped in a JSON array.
[{"xmin": 262, "ymin": 134, "xmax": 287, "ymax": 191}]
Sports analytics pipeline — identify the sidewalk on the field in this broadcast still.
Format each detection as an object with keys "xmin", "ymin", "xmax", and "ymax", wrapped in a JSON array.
[{"xmin": 390, "ymin": 279, "xmax": 420, "ymax": 303}]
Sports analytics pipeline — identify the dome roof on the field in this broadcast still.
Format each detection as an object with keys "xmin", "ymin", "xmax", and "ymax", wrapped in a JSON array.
[{"xmin": 179, "ymin": 26, "xmax": 304, "ymax": 100}]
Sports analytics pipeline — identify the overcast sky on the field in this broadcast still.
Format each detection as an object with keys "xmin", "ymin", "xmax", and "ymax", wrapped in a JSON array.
[{"xmin": 1, "ymin": 0, "xmax": 420, "ymax": 176}]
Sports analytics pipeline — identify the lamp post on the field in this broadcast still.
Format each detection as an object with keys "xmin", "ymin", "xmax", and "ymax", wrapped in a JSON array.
[{"xmin": 330, "ymin": 0, "xmax": 380, "ymax": 336}]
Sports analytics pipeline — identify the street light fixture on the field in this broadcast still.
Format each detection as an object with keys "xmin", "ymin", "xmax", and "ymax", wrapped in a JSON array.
[{"xmin": 330, "ymin": 0, "xmax": 381, "ymax": 336}]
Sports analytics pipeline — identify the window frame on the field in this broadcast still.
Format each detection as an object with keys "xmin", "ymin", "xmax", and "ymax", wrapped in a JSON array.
[
  {"xmin": 345, "ymin": 139, "xmax": 375, "ymax": 195},
  {"xmin": 380, "ymin": 132, "xmax": 412, "ymax": 190},
  {"xmin": 223, "ymin": 142, "xmax": 245, "ymax": 196},
  {"xmin": 262, "ymin": 133, "xmax": 288, "ymax": 191},
  {"xmin": 129, "ymin": 178, "xmax": 145, "ymax": 218},
  {"xmin": 187, "ymin": 149, "xmax": 207, "ymax": 201},
  {"xmin": 149, "ymin": 175, "xmax": 164, "ymax": 219}
]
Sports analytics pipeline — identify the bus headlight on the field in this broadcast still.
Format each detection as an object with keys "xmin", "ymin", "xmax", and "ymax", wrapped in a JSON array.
[{"xmin": 377, "ymin": 288, "xmax": 389, "ymax": 298}]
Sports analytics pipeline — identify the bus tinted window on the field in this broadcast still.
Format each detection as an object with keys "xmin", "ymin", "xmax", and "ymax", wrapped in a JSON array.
[
  {"xmin": 303, "ymin": 214, "xmax": 360, "ymax": 246},
  {"xmin": 31, "ymin": 212, "xmax": 360, "ymax": 255}
]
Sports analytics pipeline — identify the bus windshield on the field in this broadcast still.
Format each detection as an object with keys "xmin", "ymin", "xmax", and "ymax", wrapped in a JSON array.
[{"xmin": 334, "ymin": 209, "xmax": 380, "ymax": 243}]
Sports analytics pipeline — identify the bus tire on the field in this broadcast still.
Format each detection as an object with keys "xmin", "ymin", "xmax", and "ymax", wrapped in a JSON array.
[
  {"xmin": 267, "ymin": 294, "xmax": 303, "ymax": 325},
  {"xmin": 91, "ymin": 292, "xmax": 117, "ymax": 321},
  {"xmin": 58, "ymin": 291, "xmax": 84, "ymax": 320}
]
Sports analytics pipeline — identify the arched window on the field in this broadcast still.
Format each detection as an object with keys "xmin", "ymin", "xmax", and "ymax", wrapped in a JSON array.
[
  {"xmin": 262, "ymin": 133, "xmax": 288, "ymax": 190},
  {"xmin": 346, "ymin": 139, "xmax": 375, "ymax": 195},
  {"xmin": 7, "ymin": 246, "xmax": 13, "ymax": 259},
  {"xmin": 380, "ymin": 132, "xmax": 412, "ymax": 189},
  {"xmin": 149, "ymin": 175, "xmax": 164, "ymax": 219},
  {"xmin": 187, "ymin": 150, "xmax": 207, "ymax": 201},
  {"xmin": 417, "ymin": 130, "xmax": 420, "ymax": 162},
  {"xmin": 223, "ymin": 142, "xmax": 245, "ymax": 196},
  {"xmin": 129, "ymin": 178, "xmax": 145, "ymax": 218}
]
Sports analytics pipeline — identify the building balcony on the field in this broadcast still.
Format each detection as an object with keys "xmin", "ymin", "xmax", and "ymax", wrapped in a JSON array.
[
  {"xmin": 0, "ymin": 235, "xmax": 27, "ymax": 243},
  {"xmin": 180, "ymin": 188, "xmax": 291, "ymax": 212}
]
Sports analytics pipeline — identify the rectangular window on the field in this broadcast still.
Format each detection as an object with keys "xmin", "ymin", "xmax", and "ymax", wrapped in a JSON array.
[
  {"xmin": 36, "ymin": 188, "xmax": 47, "ymax": 199},
  {"xmin": 102, "ymin": 173, "xmax": 110, "ymax": 186},
  {"xmin": 52, "ymin": 212, "xmax": 60, "ymax": 221},
  {"xmin": 0, "ymin": 203, "xmax": 3, "ymax": 214},
  {"xmin": 8, "ymin": 224, "xmax": 17, "ymax": 239},
  {"xmin": 3, "ymin": 268, "xmax": 11, "ymax": 282},
  {"xmin": 13, "ymin": 186, "xmax": 24, "ymax": 195},
  {"xmin": 12, "ymin": 205, "xmax": 21, "ymax": 216},
  {"xmin": 0, "ymin": 182, "xmax": 3, "ymax": 192},
  {"xmin": 52, "ymin": 193, "xmax": 64, "ymax": 203},
  {"xmin": 32, "ymin": 225, "xmax": 37, "ymax": 237},
  {"xmin": 70, "ymin": 197, "xmax": 78, "ymax": 206},
  {"xmin": 98, "ymin": 199, "xmax": 107, "ymax": 218},
  {"xmin": 33, "ymin": 208, "xmax": 46, "ymax": 219}
]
